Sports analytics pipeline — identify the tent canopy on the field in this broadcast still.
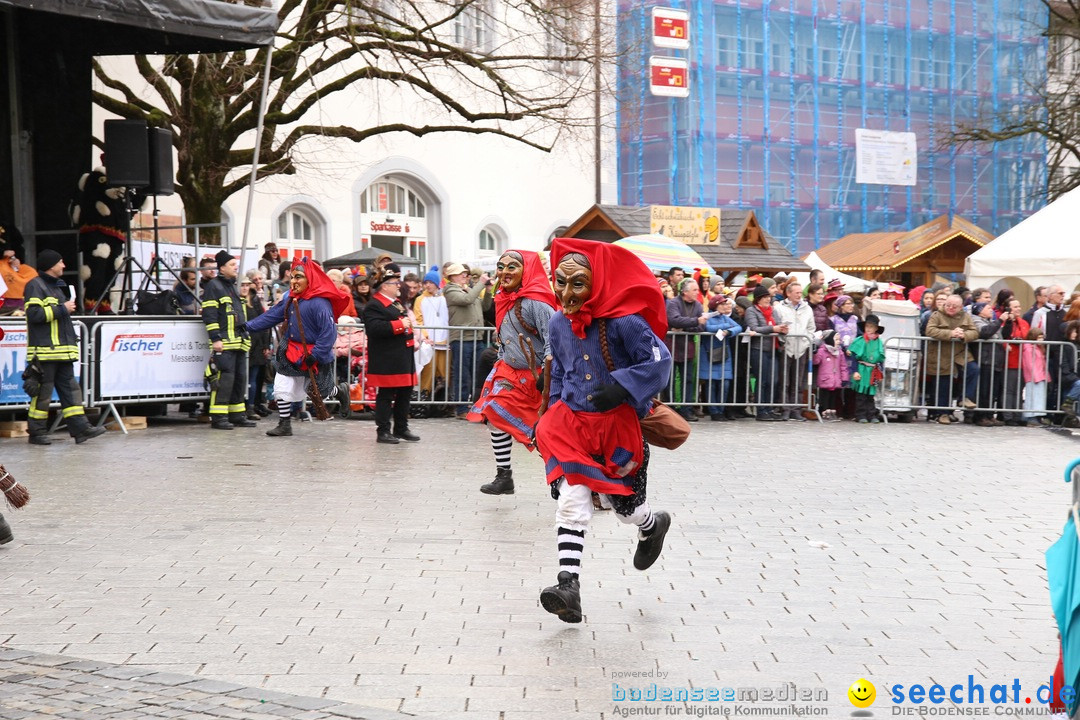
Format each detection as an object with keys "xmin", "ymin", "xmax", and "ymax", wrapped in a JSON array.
[
  {"xmin": 965, "ymin": 186, "xmax": 1080, "ymax": 294},
  {"xmin": 0, "ymin": 0, "xmax": 279, "ymax": 53},
  {"xmin": 792, "ymin": 251, "xmax": 872, "ymax": 292}
]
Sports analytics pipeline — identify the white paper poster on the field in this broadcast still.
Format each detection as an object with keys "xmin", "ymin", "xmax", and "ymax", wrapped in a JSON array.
[{"xmin": 855, "ymin": 129, "xmax": 918, "ymax": 186}]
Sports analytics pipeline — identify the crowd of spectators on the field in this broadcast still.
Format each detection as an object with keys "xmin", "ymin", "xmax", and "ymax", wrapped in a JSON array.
[{"xmin": 154, "ymin": 241, "xmax": 1080, "ymax": 429}]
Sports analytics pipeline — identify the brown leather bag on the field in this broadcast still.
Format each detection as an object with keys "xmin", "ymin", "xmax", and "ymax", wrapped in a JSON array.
[{"xmin": 598, "ymin": 320, "xmax": 690, "ymax": 450}]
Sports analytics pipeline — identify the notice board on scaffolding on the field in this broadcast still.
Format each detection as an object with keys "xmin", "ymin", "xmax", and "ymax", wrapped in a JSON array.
[
  {"xmin": 855, "ymin": 129, "xmax": 918, "ymax": 186},
  {"xmin": 97, "ymin": 320, "xmax": 211, "ymax": 399}
]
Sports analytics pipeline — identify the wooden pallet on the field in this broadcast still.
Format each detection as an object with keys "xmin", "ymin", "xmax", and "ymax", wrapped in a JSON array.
[
  {"xmin": 105, "ymin": 416, "xmax": 147, "ymax": 431},
  {"xmin": 0, "ymin": 421, "xmax": 28, "ymax": 438}
]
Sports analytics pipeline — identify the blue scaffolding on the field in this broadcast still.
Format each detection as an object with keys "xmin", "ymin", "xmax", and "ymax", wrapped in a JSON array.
[{"xmin": 617, "ymin": 0, "xmax": 1048, "ymax": 254}]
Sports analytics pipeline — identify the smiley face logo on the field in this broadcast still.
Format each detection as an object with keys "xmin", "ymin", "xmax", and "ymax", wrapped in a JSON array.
[{"xmin": 848, "ymin": 679, "xmax": 876, "ymax": 708}]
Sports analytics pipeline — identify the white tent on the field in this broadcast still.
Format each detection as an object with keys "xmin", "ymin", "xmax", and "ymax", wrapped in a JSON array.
[
  {"xmin": 792, "ymin": 251, "xmax": 872, "ymax": 292},
  {"xmin": 965, "ymin": 186, "xmax": 1080, "ymax": 298}
]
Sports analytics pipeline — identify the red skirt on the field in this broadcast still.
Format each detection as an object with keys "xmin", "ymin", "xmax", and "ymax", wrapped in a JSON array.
[
  {"xmin": 467, "ymin": 361, "xmax": 541, "ymax": 449},
  {"xmin": 534, "ymin": 400, "xmax": 642, "ymax": 496}
]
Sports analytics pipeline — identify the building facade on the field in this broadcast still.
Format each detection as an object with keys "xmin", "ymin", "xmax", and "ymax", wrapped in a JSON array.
[{"xmin": 616, "ymin": 0, "xmax": 1048, "ymax": 254}]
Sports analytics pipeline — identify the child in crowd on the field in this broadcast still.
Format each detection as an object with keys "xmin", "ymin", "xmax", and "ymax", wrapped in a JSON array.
[
  {"xmin": 813, "ymin": 330, "xmax": 848, "ymax": 421},
  {"xmin": 1022, "ymin": 325, "xmax": 1050, "ymax": 426},
  {"xmin": 848, "ymin": 313, "xmax": 886, "ymax": 423},
  {"xmin": 698, "ymin": 295, "xmax": 743, "ymax": 419}
]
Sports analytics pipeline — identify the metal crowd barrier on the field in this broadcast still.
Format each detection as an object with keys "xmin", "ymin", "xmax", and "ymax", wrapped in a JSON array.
[
  {"xmin": 879, "ymin": 336, "xmax": 1077, "ymax": 424},
  {"xmin": 0, "ymin": 320, "xmax": 91, "ymax": 423},
  {"xmin": 661, "ymin": 330, "xmax": 821, "ymax": 421}
]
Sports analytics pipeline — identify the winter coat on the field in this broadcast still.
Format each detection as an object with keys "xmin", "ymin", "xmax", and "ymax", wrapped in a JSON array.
[
  {"xmin": 1061, "ymin": 343, "xmax": 1080, "ymax": 389},
  {"xmin": 848, "ymin": 335, "xmax": 885, "ymax": 395},
  {"xmin": 444, "ymin": 280, "xmax": 487, "ymax": 343},
  {"xmin": 924, "ymin": 310, "xmax": 978, "ymax": 376},
  {"xmin": 362, "ymin": 292, "xmax": 417, "ymax": 388},
  {"xmin": 245, "ymin": 293, "xmax": 271, "ymax": 367},
  {"xmin": 697, "ymin": 313, "xmax": 743, "ymax": 381},
  {"xmin": 665, "ymin": 296, "xmax": 703, "ymax": 363},
  {"xmin": 832, "ymin": 313, "xmax": 859, "ymax": 349},
  {"xmin": 814, "ymin": 343, "xmax": 849, "ymax": 390},
  {"xmin": 1003, "ymin": 317, "xmax": 1030, "ymax": 370},
  {"xmin": 972, "ymin": 314, "xmax": 1006, "ymax": 370},
  {"xmin": 744, "ymin": 303, "xmax": 780, "ymax": 355},
  {"xmin": 1022, "ymin": 343, "xmax": 1050, "ymax": 384},
  {"xmin": 24, "ymin": 273, "xmax": 78, "ymax": 361},
  {"xmin": 772, "ymin": 298, "xmax": 817, "ymax": 358},
  {"xmin": 810, "ymin": 302, "xmax": 830, "ymax": 332}
]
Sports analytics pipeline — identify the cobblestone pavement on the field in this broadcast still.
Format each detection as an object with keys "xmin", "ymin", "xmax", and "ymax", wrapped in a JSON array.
[{"xmin": 1, "ymin": 416, "xmax": 1078, "ymax": 719}]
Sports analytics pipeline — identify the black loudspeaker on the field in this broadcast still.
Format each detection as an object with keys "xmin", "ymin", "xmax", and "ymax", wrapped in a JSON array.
[
  {"xmin": 147, "ymin": 127, "xmax": 174, "ymax": 196},
  {"xmin": 103, "ymin": 119, "xmax": 149, "ymax": 187}
]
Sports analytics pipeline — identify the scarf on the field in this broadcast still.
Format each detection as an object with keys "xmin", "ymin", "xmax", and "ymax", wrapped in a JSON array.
[
  {"xmin": 760, "ymin": 304, "xmax": 775, "ymax": 326},
  {"xmin": 494, "ymin": 249, "xmax": 558, "ymax": 329},
  {"xmin": 548, "ymin": 238, "xmax": 667, "ymax": 339},
  {"xmin": 291, "ymin": 257, "xmax": 352, "ymax": 319}
]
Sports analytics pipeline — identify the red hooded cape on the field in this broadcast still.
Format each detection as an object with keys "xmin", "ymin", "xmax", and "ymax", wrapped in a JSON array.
[
  {"xmin": 292, "ymin": 257, "xmax": 352, "ymax": 319},
  {"xmin": 548, "ymin": 238, "xmax": 667, "ymax": 339},
  {"xmin": 494, "ymin": 249, "xmax": 558, "ymax": 328}
]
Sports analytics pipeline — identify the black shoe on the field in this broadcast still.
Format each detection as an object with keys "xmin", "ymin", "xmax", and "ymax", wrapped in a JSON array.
[
  {"xmin": 0, "ymin": 514, "xmax": 11, "ymax": 544},
  {"xmin": 393, "ymin": 430, "xmax": 420, "ymax": 442},
  {"xmin": 254, "ymin": 404, "xmax": 272, "ymax": 417},
  {"xmin": 245, "ymin": 406, "xmax": 260, "ymax": 421},
  {"xmin": 480, "ymin": 467, "xmax": 515, "ymax": 495},
  {"xmin": 633, "ymin": 511, "xmax": 672, "ymax": 570},
  {"xmin": 211, "ymin": 418, "xmax": 235, "ymax": 430},
  {"xmin": 229, "ymin": 414, "xmax": 258, "ymax": 428},
  {"xmin": 266, "ymin": 418, "xmax": 292, "ymax": 437},
  {"xmin": 709, "ymin": 414, "xmax": 726, "ymax": 421},
  {"xmin": 74, "ymin": 426, "xmax": 107, "ymax": 444},
  {"xmin": 28, "ymin": 435, "xmax": 51, "ymax": 446},
  {"xmin": 377, "ymin": 430, "xmax": 400, "ymax": 444},
  {"xmin": 540, "ymin": 571, "xmax": 582, "ymax": 623}
]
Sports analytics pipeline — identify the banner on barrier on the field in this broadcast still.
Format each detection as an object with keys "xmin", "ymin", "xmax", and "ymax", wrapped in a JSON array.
[
  {"xmin": 97, "ymin": 321, "xmax": 211, "ymax": 399},
  {"xmin": 0, "ymin": 323, "xmax": 83, "ymax": 405}
]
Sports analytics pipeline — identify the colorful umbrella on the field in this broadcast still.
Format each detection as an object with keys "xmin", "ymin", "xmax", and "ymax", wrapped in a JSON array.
[{"xmin": 613, "ymin": 234, "xmax": 714, "ymax": 277}]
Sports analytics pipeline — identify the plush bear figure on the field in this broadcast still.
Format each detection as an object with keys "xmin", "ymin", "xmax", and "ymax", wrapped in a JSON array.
[{"xmin": 70, "ymin": 166, "xmax": 145, "ymax": 313}]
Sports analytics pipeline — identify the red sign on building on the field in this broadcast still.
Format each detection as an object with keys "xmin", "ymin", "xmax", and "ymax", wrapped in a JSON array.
[
  {"xmin": 652, "ymin": 7, "xmax": 689, "ymax": 50},
  {"xmin": 649, "ymin": 56, "xmax": 690, "ymax": 98}
]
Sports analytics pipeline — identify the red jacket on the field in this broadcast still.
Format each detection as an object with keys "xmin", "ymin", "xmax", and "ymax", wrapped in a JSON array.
[{"xmin": 1003, "ymin": 317, "xmax": 1030, "ymax": 370}]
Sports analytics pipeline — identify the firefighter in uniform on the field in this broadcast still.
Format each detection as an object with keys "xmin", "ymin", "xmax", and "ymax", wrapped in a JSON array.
[
  {"xmin": 25, "ymin": 249, "xmax": 105, "ymax": 445},
  {"xmin": 201, "ymin": 250, "xmax": 255, "ymax": 430}
]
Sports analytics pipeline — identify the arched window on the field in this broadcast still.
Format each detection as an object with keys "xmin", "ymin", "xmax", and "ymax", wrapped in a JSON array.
[
  {"xmin": 275, "ymin": 206, "xmax": 318, "ymax": 260},
  {"xmin": 478, "ymin": 224, "xmax": 506, "ymax": 256},
  {"xmin": 358, "ymin": 179, "xmax": 429, "ymax": 263}
]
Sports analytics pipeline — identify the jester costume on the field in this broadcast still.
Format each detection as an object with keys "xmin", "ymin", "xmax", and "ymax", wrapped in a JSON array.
[
  {"xmin": 468, "ymin": 250, "xmax": 558, "ymax": 495},
  {"xmin": 534, "ymin": 238, "xmax": 674, "ymax": 623},
  {"xmin": 245, "ymin": 257, "xmax": 351, "ymax": 436}
]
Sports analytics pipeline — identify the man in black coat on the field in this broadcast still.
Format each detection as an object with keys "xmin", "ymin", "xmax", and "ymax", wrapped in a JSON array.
[{"xmin": 362, "ymin": 264, "xmax": 420, "ymax": 444}]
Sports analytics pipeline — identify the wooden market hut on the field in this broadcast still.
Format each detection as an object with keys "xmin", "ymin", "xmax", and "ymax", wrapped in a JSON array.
[
  {"xmin": 815, "ymin": 215, "xmax": 994, "ymax": 290},
  {"xmin": 560, "ymin": 204, "xmax": 809, "ymax": 281}
]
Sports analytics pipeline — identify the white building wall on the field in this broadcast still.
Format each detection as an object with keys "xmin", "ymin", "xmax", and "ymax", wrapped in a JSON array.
[{"xmin": 91, "ymin": 0, "xmax": 618, "ymax": 274}]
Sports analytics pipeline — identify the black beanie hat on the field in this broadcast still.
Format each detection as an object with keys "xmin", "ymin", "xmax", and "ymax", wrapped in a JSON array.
[
  {"xmin": 752, "ymin": 285, "xmax": 772, "ymax": 302},
  {"xmin": 215, "ymin": 249, "xmax": 235, "ymax": 268},
  {"xmin": 35, "ymin": 249, "xmax": 63, "ymax": 273}
]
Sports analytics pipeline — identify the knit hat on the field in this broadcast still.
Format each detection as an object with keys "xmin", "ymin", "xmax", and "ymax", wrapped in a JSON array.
[
  {"xmin": 759, "ymin": 277, "xmax": 776, "ymax": 290},
  {"xmin": 735, "ymin": 296, "xmax": 752, "ymax": 310},
  {"xmin": 423, "ymin": 265, "xmax": 441, "ymax": 285},
  {"xmin": 821, "ymin": 329, "xmax": 836, "ymax": 347},
  {"xmin": 752, "ymin": 285, "xmax": 772, "ymax": 302},
  {"xmin": 833, "ymin": 294, "xmax": 853, "ymax": 313},
  {"xmin": 215, "ymin": 249, "xmax": 235, "ymax": 268},
  {"xmin": 972, "ymin": 302, "xmax": 989, "ymax": 316},
  {"xmin": 35, "ymin": 249, "xmax": 63, "ymax": 273},
  {"xmin": 826, "ymin": 278, "xmax": 844, "ymax": 293}
]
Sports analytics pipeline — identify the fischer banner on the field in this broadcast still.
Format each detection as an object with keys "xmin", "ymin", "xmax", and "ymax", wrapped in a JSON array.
[{"xmin": 97, "ymin": 320, "xmax": 211, "ymax": 399}]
